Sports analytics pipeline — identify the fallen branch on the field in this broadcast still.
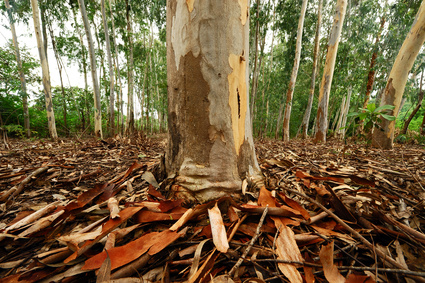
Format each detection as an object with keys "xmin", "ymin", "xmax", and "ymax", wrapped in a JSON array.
[
  {"xmin": 0, "ymin": 166, "xmax": 49, "ymax": 202},
  {"xmin": 229, "ymin": 206, "xmax": 268, "ymax": 277}
]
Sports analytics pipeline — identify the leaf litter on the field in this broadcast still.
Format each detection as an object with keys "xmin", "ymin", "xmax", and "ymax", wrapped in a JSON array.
[{"xmin": 0, "ymin": 135, "xmax": 425, "ymax": 282}]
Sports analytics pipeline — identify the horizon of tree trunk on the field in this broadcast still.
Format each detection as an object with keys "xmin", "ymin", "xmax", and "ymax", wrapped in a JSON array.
[
  {"xmin": 101, "ymin": 0, "xmax": 115, "ymax": 137},
  {"xmin": 314, "ymin": 0, "xmax": 347, "ymax": 143},
  {"xmin": 282, "ymin": 0, "xmax": 308, "ymax": 142},
  {"xmin": 372, "ymin": 1, "xmax": 425, "ymax": 149},
  {"xmin": 30, "ymin": 0, "xmax": 58, "ymax": 140},
  {"xmin": 78, "ymin": 0, "xmax": 103, "ymax": 139},
  {"xmin": 5, "ymin": 0, "xmax": 30, "ymax": 138},
  {"xmin": 299, "ymin": 0, "xmax": 323, "ymax": 140},
  {"xmin": 166, "ymin": 0, "xmax": 263, "ymax": 202}
]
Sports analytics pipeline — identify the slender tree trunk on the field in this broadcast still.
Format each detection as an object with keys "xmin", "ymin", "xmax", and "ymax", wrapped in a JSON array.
[
  {"xmin": 78, "ymin": 0, "xmax": 103, "ymax": 138},
  {"xmin": 336, "ymin": 87, "xmax": 352, "ymax": 139},
  {"xmin": 421, "ymin": 110, "xmax": 425, "ymax": 135},
  {"xmin": 372, "ymin": 2, "xmax": 425, "ymax": 149},
  {"xmin": 5, "ymin": 0, "xmax": 30, "ymax": 138},
  {"xmin": 281, "ymin": 0, "xmax": 308, "ymax": 141},
  {"xmin": 402, "ymin": 71, "xmax": 424, "ymax": 135},
  {"xmin": 314, "ymin": 0, "xmax": 347, "ymax": 143},
  {"xmin": 125, "ymin": 0, "xmax": 135, "ymax": 135},
  {"xmin": 108, "ymin": 0, "xmax": 123, "ymax": 135},
  {"xmin": 48, "ymin": 24, "xmax": 68, "ymax": 136},
  {"xmin": 101, "ymin": 0, "xmax": 115, "ymax": 137},
  {"xmin": 250, "ymin": 0, "xmax": 260, "ymax": 121},
  {"xmin": 39, "ymin": 0, "xmax": 48, "ymax": 64},
  {"xmin": 299, "ymin": 0, "xmax": 322, "ymax": 139},
  {"xmin": 166, "ymin": 0, "xmax": 263, "ymax": 202},
  {"xmin": 30, "ymin": 0, "xmax": 57, "ymax": 140}
]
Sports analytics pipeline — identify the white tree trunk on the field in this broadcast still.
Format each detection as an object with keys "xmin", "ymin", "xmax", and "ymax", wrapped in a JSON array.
[
  {"xmin": 314, "ymin": 0, "xmax": 347, "ymax": 143},
  {"xmin": 282, "ymin": 0, "xmax": 308, "ymax": 141},
  {"xmin": 78, "ymin": 0, "xmax": 103, "ymax": 138},
  {"xmin": 299, "ymin": 0, "xmax": 322, "ymax": 139},
  {"xmin": 5, "ymin": 0, "xmax": 30, "ymax": 138},
  {"xmin": 30, "ymin": 0, "xmax": 57, "ymax": 140},
  {"xmin": 166, "ymin": 0, "xmax": 263, "ymax": 202},
  {"xmin": 372, "ymin": 1, "xmax": 425, "ymax": 149}
]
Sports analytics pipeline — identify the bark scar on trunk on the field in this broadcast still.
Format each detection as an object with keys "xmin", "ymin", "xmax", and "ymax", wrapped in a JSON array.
[
  {"xmin": 237, "ymin": 0, "xmax": 249, "ymax": 25},
  {"xmin": 228, "ymin": 53, "xmax": 247, "ymax": 155},
  {"xmin": 186, "ymin": 0, "xmax": 195, "ymax": 12}
]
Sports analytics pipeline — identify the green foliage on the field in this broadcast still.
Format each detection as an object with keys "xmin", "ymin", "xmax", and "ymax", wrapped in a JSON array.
[{"xmin": 347, "ymin": 103, "xmax": 396, "ymax": 137}]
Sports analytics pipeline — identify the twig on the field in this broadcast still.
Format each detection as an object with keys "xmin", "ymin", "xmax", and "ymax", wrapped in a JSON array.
[
  {"xmin": 282, "ymin": 187, "xmax": 425, "ymax": 283},
  {"xmin": 253, "ymin": 259, "xmax": 425, "ymax": 277},
  {"xmin": 0, "ymin": 166, "xmax": 49, "ymax": 202},
  {"xmin": 229, "ymin": 206, "xmax": 268, "ymax": 277}
]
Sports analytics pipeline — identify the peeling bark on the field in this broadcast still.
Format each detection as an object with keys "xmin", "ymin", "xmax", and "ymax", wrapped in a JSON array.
[
  {"xmin": 314, "ymin": 0, "xmax": 347, "ymax": 143},
  {"xmin": 166, "ymin": 0, "xmax": 262, "ymax": 202},
  {"xmin": 372, "ymin": 1, "xmax": 425, "ymax": 149}
]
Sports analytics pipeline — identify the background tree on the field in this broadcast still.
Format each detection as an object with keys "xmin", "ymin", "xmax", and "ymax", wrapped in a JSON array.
[
  {"xmin": 78, "ymin": 0, "xmax": 103, "ymax": 138},
  {"xmin": 30, "ymin": 0, "xmax": 58, "ymax": 140},
  {"xmin": 4, "ymin": 0, "xmax": 30, "ymax": 138},
  {"xmin": 314, "ymin": 0, "xmax": 347, "ymax": 143}
]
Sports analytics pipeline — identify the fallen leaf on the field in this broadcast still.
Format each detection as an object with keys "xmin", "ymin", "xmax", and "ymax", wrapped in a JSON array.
[{"xmin": 319, "ymin": 241, "xmax": 345, "ymax": 283}]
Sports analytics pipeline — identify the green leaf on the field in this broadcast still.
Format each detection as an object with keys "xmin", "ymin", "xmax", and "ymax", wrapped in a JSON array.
[
  {"xmin": 375, "ymin": 104, "xmax": 395, "ymax": 112},
  {"xmin": 367, "ymin": 103, "xmax": 376, "ymax": 112},
  {"xmin": 359, "ymin": 112, "xmax": 368, "ymax": 120},
  {"xmin": 347, "ymin": 112, "xmax": 359, "ymax": 117},
  {"xmin": 380, "ymin": 113, "xmax": 396, "ymax": 121}
]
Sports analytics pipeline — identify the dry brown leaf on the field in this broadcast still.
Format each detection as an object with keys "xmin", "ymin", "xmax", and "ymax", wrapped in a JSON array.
[
  {"xmin": 107, "ymin": 197, "xmax": 120, "ymax": 219},
  {"xmin": 208, "ymin": 203, "xmax": 229, "ymax": 253},
  {"xmin": 319, "ymin": 241, "xmax": 345, "ymax": 283}
]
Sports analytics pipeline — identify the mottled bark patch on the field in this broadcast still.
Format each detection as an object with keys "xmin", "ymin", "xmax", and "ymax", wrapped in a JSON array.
[
  {"xmin": 237, "ymin": 0, "xmax": 249, "ymax": 25},
  {"xmin": 228, "ymin": 53, "xmax": 247, "ymax": 155},
  {"xmin": 181, "ymin": 51, "xmax": 212, "ymax": 164},
  {"xmin": 186, "ymin": 0, "xmax": 194, "ymax": 12}
]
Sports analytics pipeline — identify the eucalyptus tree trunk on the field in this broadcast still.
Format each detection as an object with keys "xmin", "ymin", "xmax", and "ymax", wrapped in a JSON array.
[
  {"xmin": 5, "ymin": 0, "xmax": 30, "ymax": 138},
  {"xmin": 39, "ymin": 0, "xmax": 48, "ymax": 63},
  {"xmin": 281, "ymin": 0, "xmax": 308, "ymax": 141},
  {"xmin": 249, "ymin": 0, "xmax": 260, "ymax": 120},
  {"xmin": 372, "ymin": 2, "xmax": 425, "ymax": 149},
  {"xmin": 335, "ymin": 87, "xmax": 351, "ymax": 139},
  {"xmin": 314, "ymin": 0, "xmax": 347, "ymax": 143},
  {"xmin": 108, "ymin": 0, "xmax": 123, "ymax": 135},
  {"xmin": 48, "ymin": 23, "xmax": 68, "ymax": 136},
  {"xmin": 78, "ymin": 0, "xmax": 103, "ymax": 138},
  {"xmin": 402, "ymin": 71, "xmax": 424, "ymax": 135},
  {"xmin": 166, "ymin": 0, "xmax": 263, "ymax": 202},
  {"xmin": 101, "ymin": 0, "xmax": 115, "ymax": 136},
  {"xmin": 125, "ymin": 0, "xmax": 135, "ymax": 135},
  {"xmin": 30, "ymin": 0, "xmax": 57, "ymax": 140},
  {"xmin": 299, "ymin": 0, "xmax": 322, "ymax": 139}
]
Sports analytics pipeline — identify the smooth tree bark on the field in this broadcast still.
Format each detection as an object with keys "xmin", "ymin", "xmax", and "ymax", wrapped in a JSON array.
[
  {"xmin": 125, "ymin": 0, "xmax": 135, "ymax": 135},
  {"xmin": 281, "ymin": 0, "xmax": 308, "ymax": 141},
  {"xmin": 101, "ymin": 0, "xmax": 115, "ymax": 136},
  {"xmin": 314, "ymin": 0, "xmax": 347, "ymax": 143},
  {"xmin": 299, "ymin": 0, "xmax": 323, "ymax": 139},
  {"xmin": 401, "ymin": 71, "xmax": 424, "ymax": 135},
  {"xmin": 5, "ymin": 0, "xmax": 30, "ymax": 138},
  {"xmin": 372, "ymin": 2, "xmax": 425, "ymax": 149},
  {"xmin": 335, "ymin": 87, "xmax": 352, "ymax": 139},
  {"xmin": 166, "ymin": 0, "xmax": 263, "ymax": 202},
  {"xmin": 108, "ymin": 0, "xmax": 124, "ymax": 135},
  {"xmin": 78, "ymin": 0, "xmax": 103, "ymax": 138},
  {"xmin": 48, "ymin": 23, "xmax": 68, "ymax": 135},
  {"xmin": 30, "ymin": 0, "xmax": 58, "ymax": 140}
]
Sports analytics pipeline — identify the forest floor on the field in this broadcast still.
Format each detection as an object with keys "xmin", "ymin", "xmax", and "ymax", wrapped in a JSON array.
[{"xmin": 0, "ymin": 134, "xmax": 425, "ymax": 283}]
